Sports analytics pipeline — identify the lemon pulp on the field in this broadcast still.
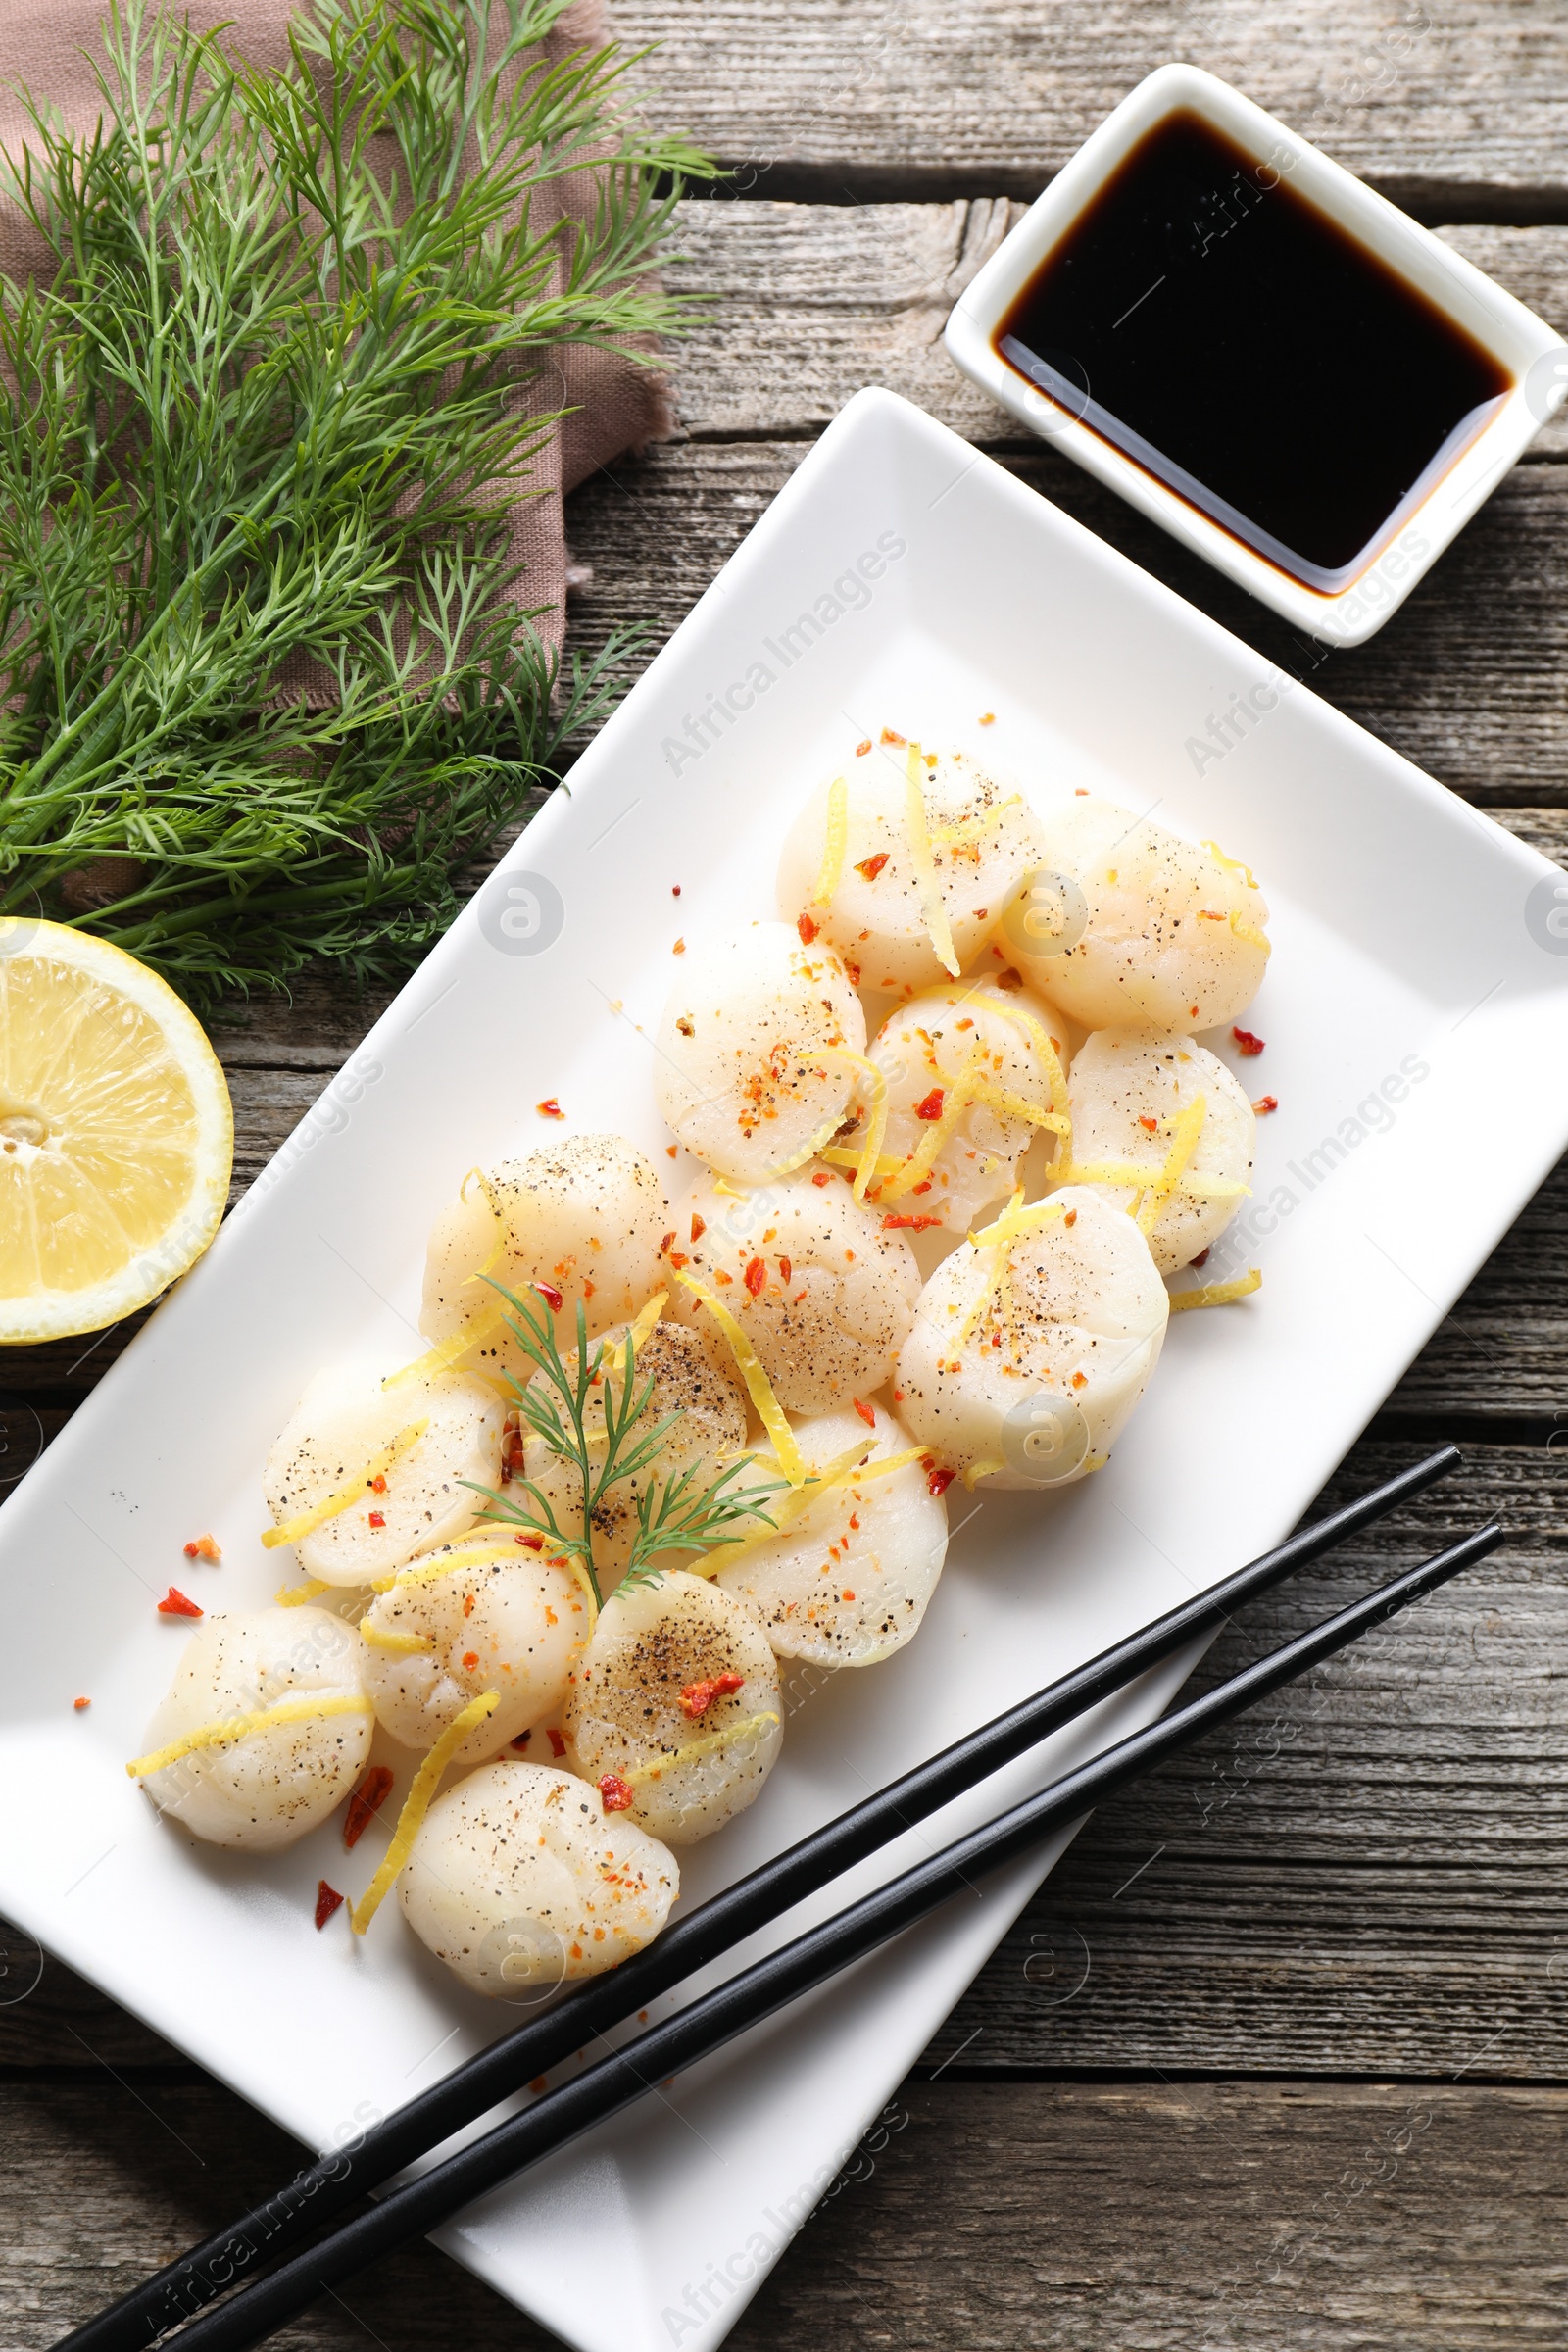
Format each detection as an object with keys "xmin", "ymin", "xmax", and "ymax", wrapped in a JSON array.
[{"xmin": 0, "ymin": 919, "xmax": 233, "ymax": 1342}]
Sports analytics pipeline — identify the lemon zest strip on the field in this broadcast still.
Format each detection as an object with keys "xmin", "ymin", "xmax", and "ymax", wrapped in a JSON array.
[
  {"xmin": 990, "ymin": 998, "xmax": 1071, "ymax": 1118},
  {"xmin": 670, "ymin": 1268, "xmax": 807, "ymax": 1485},
  {"xmin": 273, "ymin": 1578, "xmax": 331, "ymax": 1607},
  {"xmin": 1230, "ymin": 909, "xmax": 1272, "ymax": 957},
  {"xmin": 359, "ymin": 1621, "xmax": 435, "ymax": 1654},
  {"xmin": 820, "ymin": 1145, "xmax": 903, "ymax": 1181},
  {"xmin": 1203, "ymin": 840, "xmax": 1260, "ymax": 891},
  {"xmin": 624, "ymin": 1709, "xmax": 781, "ymax": 1787},
  {"xmin": 875, "ymin": 1052, "xmax": 988, "ymax": 1202},
  {"xmin": 351, "ymin": 1690, "xmax": 501, "ymax": 1935},
  {"xmin": 262, "ymin": 1419, "xmax": 431, "ymax": 1550},
  {"xmin": 374, "ymin": 1535, "xmax": 551, "ymax": 1594},
  {"xmin": 962, "ymin": 1075, "xmax": 1072, "ymax": 1137},
  {"xmin": 1055, "ymin": 1156, "xmax": 1248, "ymax": 1203},
  {"xmin": 1169, "ymin": 1267, "xmax": 1262, "ymax": 1312},
  {"xmin": 697, "ymin": 1445, "xmax": 926, "ymax": 1577},
  {"xmin": 962, "ymin": 1457, "xmax": 1005, "ymax": 1491},
  {"xmin": 824, "ymin": 1048, "xmax": 890, "ymax": 1200},
  {"xmin": 612, "ymin": 1290, "xmax": 667, "ymax": 1387},
  {"xmin": 812, "ymin": 775, "xmax": 850, "ymax": 905},
  {"xmin": 1134, "ymin": 1096, "xmax": 1208, "ymax": 1237},
  {"xmin": 382, "ymin": 1306, "xmax": 508, "ymax": 1388},
  {"xmin": 906, "ymin": 740, "xmax": 960, "ymax": 977},
  {"xmin": 126, "ymin": 1693, "xmax": 372, "ymax": 1780},
  {"xmin": 968, "ymin": 1193, "xmax": 1066, "ymax": 1251}
]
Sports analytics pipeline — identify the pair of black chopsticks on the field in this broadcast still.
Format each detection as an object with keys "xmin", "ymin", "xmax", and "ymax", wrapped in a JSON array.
[{"xmin": 61, "ymin": 1445, "xmax": 1495, "ymax": 2352}]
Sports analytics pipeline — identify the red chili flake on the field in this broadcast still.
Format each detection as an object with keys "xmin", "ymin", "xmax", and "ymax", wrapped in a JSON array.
[
  {"xmin": 343, "ymin": 1765, "xmax": 395, "ymax": 1849},
  {"xmin": 532, "ymin": 1280, "xmax": 564, "ymax": 1312},
  {"xmin": 913, "ymin": 1088, "xmax": 945, "ymax": 1122},
  {"xmin": 911, "ymin": 1179, "xmax": 932, "ymax": 1195},
  {"xmin": 660, "ymin": 1229, "xmax": 677, "ymax": 1255},
  {"xmin": 672, "ymin": 937, "xmax": 686, "ymax": 956},
  {"xmin": 1232, "ymin": 1027, "xmax": 1265, "ymax": 1057},
  {"xmin": 679, "ymin": 1671, "xmax": 745, "ymax": 1721},
  {"xmin": 181, "ymin": 1534, "xmax": 221, "ymax": 1561},
  {"xmin": 776, "ymin": 1257, "xmax": 791, "ymax": 1287},
  {"xmin": 744, "ymin": 1256, "xmax": 766, "ymax": 1298},
  {"xmin": 515, "ymin": 1531, "xmax": 545, "ymax": 1549},
  {"xmin": 462, "ymin": 1592, "xmax": 475, "ymax": 1618},
  {"xmin": 73, "ymin": 1695, "xmax": 90, "ymax": 1711},
  {"xmin": 690, "ymin": 1213, "xmax": 707, "ymax": 1243},
  {"xmin": 883, "ymin": 1212, "xmax": 942, "ymax": 1231},
  {"xmin": 547, "ymin": 1727, "xmax": 567, "ymax": 1758},
  {"xmin": 811, "ymin": 1170, "xmax": 832, "ymax": 1187},
  {"xmin": 315, "ymin": 1881, "xmax": 345, "ymax": 1930},
  {"xmin": 853, "ymin": 1397, "xmax": 877, "ymax": 1429},
  {"xmin": 1071, "ymin": 1371, "xmax": 1088, "ymax": 1390},
  {"xmin": 369, "ymin": 1474, "xmax": 387, "ymax": 1494},
  {"xmin": 841, "ymin": 1590, "xmax": 856, "ymax": 1602},
  {"xmin": 671, "ymin": 884, "xmax": 682, "ymax": 897},
  {"xmin": 856, "ymin": 738, "xmax": 872, "ymax": 756},
  {"xmin": 714, "ymin": 1267, "xmax": 733, "ymax": 1284},
  {"xmin": 1063, "ymin": 1208, "xmax": 1077, "ymax": 1227},
  {"xmin": 797, "ymin": 912, "xmax": 819, "ymax": 946},
  {"xmin": 893, "ymin": 1388, "xmax": 905, "ymax": 1403},
  {"xmin": 1253, "ymin": 1094, "xmax": 1279, "ymax": 1114},
  {"xmin": 880, "ymin": 728, "xmax": 906, "ymax": 746},
  {"xmin": 1138, "ymin": 1115, "xmax": 1159, "ymax": 1133},
  {"xmin": 462, "ymin": 1649, "xmax": 479, "ymax": 1670},
  {"xmin": 368, "ymin": 1510, "xmax": 386, "ymax": 1529},
  {"xmin": 1190, "ymin": 1004, "xmax": 1200, "ymax": 1019},
  {"xmin": 536, "ymin": 1098, "xmax": 564, "ymax": 1119},
  {"xmin": 855, "ymin": 853, "xmax": 890, "ymax": 882},
  {"xmin": 1192, "ymin": 1248, "xmax": 1211, "ymax": 1269},
  {"xmin": 667, "ymin": 1250, "xmax": 690, "ymax": 1270},
  {"xmin": 157, "ymin": 1588, "xmax": 202, "ymax": 1617},
  {"xmin": 599, "ymin": 1773, "xmax": 636, "ymax": 1813},
  {"xmin": 927, "ymin": 1467, "xmax": 956, "ymax": 1498}
]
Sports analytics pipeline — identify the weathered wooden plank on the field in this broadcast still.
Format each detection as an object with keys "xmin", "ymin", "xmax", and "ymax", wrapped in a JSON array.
[
  {"xmin": 662, "ymin": 202, "xmax": 1568, "ymax": 461},
  {"xmin": 616, "ymin": 0, "xmax": 1568, "ymax": 213},
  {"xmin": 926, "ymin": 1441, "xmax": 1568, "ymax": 2078},
  {"xmin": 6, "ymin": 1441, "xmax": 1566, "ymax": 2084},
  {"xmin": 564, "ymin": 434, "xmax": 1568, "ymax": 805},
  {"xmin": 5, "ymin": 2076, "xmax": 1566, "ymax": 2349}
]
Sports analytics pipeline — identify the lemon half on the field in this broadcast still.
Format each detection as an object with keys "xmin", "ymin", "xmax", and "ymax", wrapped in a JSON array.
[{"xmin": 0, "ymin": 918, "xmax": 233, "ymax": 1343}]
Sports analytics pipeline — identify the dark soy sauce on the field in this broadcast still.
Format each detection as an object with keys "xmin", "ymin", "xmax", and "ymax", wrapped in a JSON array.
[{"xmin": 996, "ymin": 111, "xmax": 1513, "ymax": 591}]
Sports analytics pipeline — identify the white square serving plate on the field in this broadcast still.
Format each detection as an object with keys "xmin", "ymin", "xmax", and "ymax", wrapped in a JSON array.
[{"xmin": 4, "ymin": 386, "xmax": 1568, "ymax": 2352}]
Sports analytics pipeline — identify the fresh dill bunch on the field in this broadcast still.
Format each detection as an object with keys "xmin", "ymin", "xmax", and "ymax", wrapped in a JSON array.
[
  {"xmin": 466, "ymin": 1282, "xmax": 788, "ymax": 1606},
  {"xmin": 0, "ymin": 0, "xmax": 713, "ymax": 1004}
]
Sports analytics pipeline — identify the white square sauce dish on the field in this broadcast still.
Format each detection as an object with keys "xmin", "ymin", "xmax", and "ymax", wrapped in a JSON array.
[{"xmin": 945, "ymin": 63, "xmax": 1568, "ymax": 645}]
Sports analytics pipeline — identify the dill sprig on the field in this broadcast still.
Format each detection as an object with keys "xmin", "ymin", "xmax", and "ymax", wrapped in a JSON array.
[
  {"xmin": 466, "ymin": 1283, "xmax": 788, "ymax": 1603},
  {"xmin": 0, "ymin": 0, "xmax": 714, "ymax": 1003}
]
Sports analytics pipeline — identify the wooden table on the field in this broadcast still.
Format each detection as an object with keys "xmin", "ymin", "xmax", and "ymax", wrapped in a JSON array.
[{"xmin": 7, "ymin": 5, "xmax": 1568, "ymax": 2343}]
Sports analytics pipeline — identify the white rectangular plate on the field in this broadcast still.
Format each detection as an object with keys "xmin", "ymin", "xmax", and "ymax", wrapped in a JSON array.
[{"xmin": 4, "ymin": 388, "xmax": 1568, "ymax": 2352}]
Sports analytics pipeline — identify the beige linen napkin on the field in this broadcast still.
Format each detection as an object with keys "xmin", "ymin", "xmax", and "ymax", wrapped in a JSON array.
[{"xmin": 0, "ymin": 0, "xmax": 673, "ymax": 647}]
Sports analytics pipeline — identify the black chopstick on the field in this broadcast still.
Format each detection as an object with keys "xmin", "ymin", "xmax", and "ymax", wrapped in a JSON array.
[
  {"xmin": 62, "ymin": 1445, "xmax": 1461, "ymax": 2352},
  {"xmin": 132, "ymin": 1515, "xmax": 1503, "ymax": 2352}
]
